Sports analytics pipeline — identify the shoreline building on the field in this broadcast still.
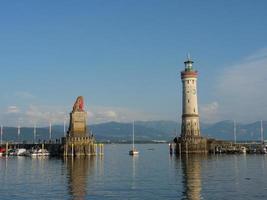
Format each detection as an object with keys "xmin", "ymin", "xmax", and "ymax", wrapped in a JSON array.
[{"xmin": 174, "ymin": 56, "xmax": 208, "ymax": 154}]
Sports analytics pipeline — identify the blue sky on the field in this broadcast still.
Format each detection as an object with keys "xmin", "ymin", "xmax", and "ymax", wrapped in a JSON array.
[{"xmin": 0, "ymin": 0, "xmax": 267, "ymax": 126}]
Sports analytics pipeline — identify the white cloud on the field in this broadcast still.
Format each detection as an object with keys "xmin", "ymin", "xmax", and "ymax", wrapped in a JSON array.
[
  {"xmin": 6, "ymin": 106, "xmax": 20, "ymax": 114},
  {"xmin": 214, "ymin": 48, "xmax": 267, "ymax": 122},
  {"xmin": 244, "ymin": 47, "xmax": 267, "ymax": 62},
  {"xmin": 24, "ymin": 105, "xmax": 69, "ymax": 125},
  {"xmin": 88, "ymin": 106, "xmax": 161, "ymax": 124},
  {"xmin": 95, "ymin": 110, "xmax": 118, "ymax": 120},
  {"xmin": 0, "ymin": 104, "xmax": 69, "ymax": 126},
  {"xmin": 200, "ymin": 102, "xmax": 219, "ymax": 123},
  {"xmin": 0, "ymin": 103, "xmax": 162, "ymax": 126},
  {"xmin": 86, "ymin": 111, "xmax": 94, "ymax": 118}
]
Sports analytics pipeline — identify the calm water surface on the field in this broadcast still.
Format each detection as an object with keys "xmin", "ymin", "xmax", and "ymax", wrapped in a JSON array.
[{"xmin": 0, "ymin": 144, "xmax": 267, "ymax": 200}]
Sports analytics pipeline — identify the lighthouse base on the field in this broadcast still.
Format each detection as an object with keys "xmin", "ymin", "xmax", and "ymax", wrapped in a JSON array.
[
  {"xmin": 62, "ymin": 136, "xmax": 96, "ymax": 156},
  {"xmin": 174, "ymin": 136, "xmax": 208, "ymax": 154}
]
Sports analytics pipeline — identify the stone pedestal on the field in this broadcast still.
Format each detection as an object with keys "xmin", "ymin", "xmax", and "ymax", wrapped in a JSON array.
[
  {"xmin": 68, "ymin": 111, "xmax": 87, "ymax": 138},
  {"xmin": 63, "ymin": 110, "xmax": 95, "ymax": 156},
  {"xmin": 175, "ymin": 136, "xmax": 208, "ymax": 154},
  {"xmin": 63, "ymin": 136, "xmax": 95, "ymax": 156}
]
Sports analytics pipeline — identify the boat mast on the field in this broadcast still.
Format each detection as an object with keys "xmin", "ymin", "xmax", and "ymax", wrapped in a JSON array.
[
  {"xmin": 18, "ymin": 124, "xmax": 21, "ymax": 143},
  {"xmin": 49, "ymin": 122, "xmax": 52, "ymax": 140},
  {"xmin": 63, "ymin": 118, "xmax": 66, "ymax": 137},
  {"xmin": 33, "ymin": 124, "xmax": 36, "ymax": 144},
  {"xmin": 234, "ymin": 120, "xmax": 236, "ymax": 144},
  {"xmin": 132, "ymin": 121, "xmax": 135, "ymax": 149},
  {"xmin": 260, "ymin": 120, "xmax": 264, "ymax": 144}
]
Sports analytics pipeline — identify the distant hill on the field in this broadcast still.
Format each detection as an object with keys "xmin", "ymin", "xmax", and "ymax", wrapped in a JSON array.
[
  {"xmin": 1, "ymin": 120, "xmax": 266, "ymax": 143},
  {"xmin": 201, "ymin": 120, "xmax": 266, "ymax": 141},
  {"xmin": 90, "ymin": 121, "xmax": 178, "ymax": 142}
]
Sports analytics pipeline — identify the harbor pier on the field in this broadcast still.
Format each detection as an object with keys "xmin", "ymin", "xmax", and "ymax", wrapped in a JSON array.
[
  {"xmin": 172, "ymin": 138, "xmax": 267, "ymax": 154},
  {"xmin": 0, "ymin": 142, "xmax": 104, "ymax": 156}
]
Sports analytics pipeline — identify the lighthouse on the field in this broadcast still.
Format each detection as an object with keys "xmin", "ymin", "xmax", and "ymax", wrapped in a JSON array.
[
  {"xmin": 175, "ymin": 56, "xmax": 207, "ymax": 154},
  {"xmin": 181, "ymin": 56, "xmax": 200, "ymax": 138}
]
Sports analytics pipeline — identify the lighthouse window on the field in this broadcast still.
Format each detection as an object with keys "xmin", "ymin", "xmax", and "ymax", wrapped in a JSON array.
[
  {"xmin": 188, "ymin": 99, "xmax": 190, "ymax": 103},
  {"xmin": 192, "ymin": 80, "xmax": 194, "ymax": 84},
  {"xmin": 187, "ymin": 80, "xmax": 189, "ymax": 84},
  {"xmin": 194, "ymin": 108, "xmax": 195, "ymax": 112}
]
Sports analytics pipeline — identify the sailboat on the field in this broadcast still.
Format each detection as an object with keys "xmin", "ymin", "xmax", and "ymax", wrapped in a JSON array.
[{"xmin": 129, "ymin": 121, "xmax": 139, "ymax": 155}]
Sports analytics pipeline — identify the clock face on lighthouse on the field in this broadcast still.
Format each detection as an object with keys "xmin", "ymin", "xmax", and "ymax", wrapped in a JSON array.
[{"xmin": 186, "ymin": 86, "xmax": 190, "ymax": 93}]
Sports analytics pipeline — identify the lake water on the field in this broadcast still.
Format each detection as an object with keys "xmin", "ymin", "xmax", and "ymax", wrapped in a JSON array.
[{"xmin": 0, "ymin": 144, "xmax": 267, "ymax": 200}]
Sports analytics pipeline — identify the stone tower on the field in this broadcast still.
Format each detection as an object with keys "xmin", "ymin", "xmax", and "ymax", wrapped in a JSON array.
[
  {"xmin": 62, "ymin": 96, "xmax": 96, "ymax": 156},
  {"xmin": 181, "ymin": 56, "xmax": 200, "ymax": 138},
  {"xmin": 68, "ymin": 96, "xmax": 87, "ymax": 138},
  {"xmin": 174, "ymin": 56, "xmax": 207, "ymax": 154}
]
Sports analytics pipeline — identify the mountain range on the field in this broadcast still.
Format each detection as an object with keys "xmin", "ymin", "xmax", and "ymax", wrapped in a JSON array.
[{"xmin": 1, "ymin": 120, "xmax": 266, "ymax": 143}]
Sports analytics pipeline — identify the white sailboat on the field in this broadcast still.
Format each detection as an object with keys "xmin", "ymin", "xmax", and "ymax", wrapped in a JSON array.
[{"xmin": 129, "ymin": 121, "xmax": 139, "ymax": 155}]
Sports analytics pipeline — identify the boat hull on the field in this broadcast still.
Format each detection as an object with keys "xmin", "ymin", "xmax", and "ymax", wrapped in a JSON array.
[{"xmin": 129, "ymin": 150, "xmax": 139, "ymax": 155}]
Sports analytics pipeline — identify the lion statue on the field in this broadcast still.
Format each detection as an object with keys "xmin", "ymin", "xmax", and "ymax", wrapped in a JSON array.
[{"xmin": 72, "ymin": 96, "xmax": 84, "ymax": 112}]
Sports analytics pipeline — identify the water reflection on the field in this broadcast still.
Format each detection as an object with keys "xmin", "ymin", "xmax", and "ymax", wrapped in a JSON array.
[
  {"xmin": 65, "ymin": 156, "xmax": 96, "ymax": 200},
  {"xmin": 131, "ymin": 156, "xmax": 138, "ymax": 190},
  {"xmin": 179, "ymin": 155, "xmax": 206, "ymax": 200}
]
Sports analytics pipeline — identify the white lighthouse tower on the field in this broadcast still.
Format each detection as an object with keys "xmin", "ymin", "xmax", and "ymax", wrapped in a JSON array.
[
  {"xmin": 175, "ymin": 55, "xmax": 207, "ymax": 154},
  {"xmin": 181, "ymin": 55, "xmax": 200, "ymax": 138}
]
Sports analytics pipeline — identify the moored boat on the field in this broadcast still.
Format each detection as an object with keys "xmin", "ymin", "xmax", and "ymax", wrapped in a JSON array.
[
  {"xmin": 26, "ymin": 148, "xmax": 50, "ymax": 157},
  {"xmin": 129, "ymin": 148, "xmax": 139, "ymax": 155},
  {"xmin": 0, "ymin": 147, "xmax": 5, "ymax": 156},
  {"xmin": 240, "ymin": 146, "xmax": 247, "ymax": 153},
  {"xmin": 261, "ymin": 144, "xmax": 267, "ymax": 154},
  {"xmin": 129, "ymin": 121, "xmax": 139, "ymax": 156},
  {"xmin": 14, "ymin": 148, "xmax": 27, "ymax": 156}
]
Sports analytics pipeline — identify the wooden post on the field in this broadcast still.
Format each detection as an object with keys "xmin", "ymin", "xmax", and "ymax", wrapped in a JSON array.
[
  {"xmin": 5, "ymin": 142, "xmax": 8, "ymax": 157},
  {"xmin": 71, "ymin": 143, "xmax": 74, "ymax": 157},
  {"xmin": 94, "ymin": 144, "xmax": 97, "ymax": 155},
  {"xmin": 99, "ymin": 144, "xmax": 104, "ymax": 155},
  {"xmin": 179, "ymin": 143, "xmax": 181, "ymax": 156},
  {"xmin": 63, "ymin": 144, "xmax": 66, "ymax": 156},
  {"xmin": 66, "ymin": 144, "xmax": 68, "ymax": 156},
  {"xmin": 88, "ymin": 143, "xmax": 91, "ymax": 155},
  {"xmin": 186, "ymin": 142, "xmax": 188, "ymax": 154}
]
